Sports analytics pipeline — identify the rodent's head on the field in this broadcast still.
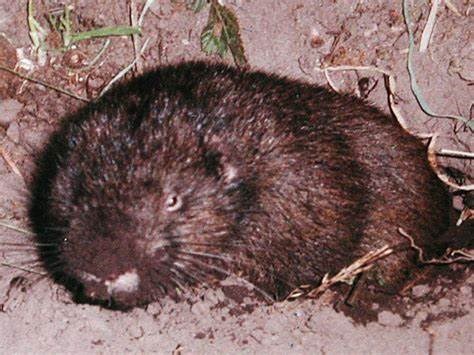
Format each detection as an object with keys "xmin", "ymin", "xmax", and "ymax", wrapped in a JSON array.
[{"xmin": 43, "ymin": 116, "xmax": 250, "ymax": 309}]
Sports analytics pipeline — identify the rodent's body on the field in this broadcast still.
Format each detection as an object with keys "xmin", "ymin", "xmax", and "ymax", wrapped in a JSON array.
[{"xmin": 30, "ymin": 62, "xmax": 451, "ymax": 308}]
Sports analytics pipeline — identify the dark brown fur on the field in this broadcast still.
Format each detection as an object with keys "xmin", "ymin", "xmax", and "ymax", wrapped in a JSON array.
[{"xmin": 29, "ymin": 61, "xmax": 455, "ymax": 309}]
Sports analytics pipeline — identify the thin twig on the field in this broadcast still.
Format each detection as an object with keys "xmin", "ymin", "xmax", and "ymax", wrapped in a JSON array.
[
  {"xmin": 444, "ymin": 0, "xmax": 462, "ymax": 16},
  {"xmin": 130, "ymin": 0, "xmax": 141, "ymax": 73},
  {"xmin": 419, "ymin": 0, "xmax": 440, "ymax": 52},
  {"xmin": 286, "ymin": 244, "xmax": 394, "ymax": 300},
  {"xmin": 0, "ymin": 146, "xmax": 23, "ymax": 180},
  {"xmin": 398, "ymin": 228, "xmax": 474, "ymax": 264},
  {"xmin": 436, "ymin": 149, "xmax": 474, "ymax": 159},
  {"xmin": 81, "ymin": 39, "xmax": 111, "ymax": 71},
  {"xmin": 315, "ymin": 64, "xmax": 433, "ymax": 138},
  {"xmin": 0, "ymin": 220, "xmax": 35, "ymax": 236},
  {"xmin": 138, "ymin": 0, "xmax": 155, "ymax": 26},
  {"xmin": 427, "ymin": 135, "xmax": 474, "ymax": 191},
  {"xmin": 131, "ymin": 0, "xmax": 155, "ymax": 73},
  {"xmin": 402, "ymin": 0, "xmax": 470, "ymax": 127},
  {"xmin": 322, "ymin": 69, "xmax": 340, "ymax": 92},
  {"xmin": 0, "ymin": 262, "xmax": 46, "ymax": 275},
  {"xmin": 0, "ymin": 64, "xmax": 89, "ymax": 102},
  {"xmin": 98, "ymin": 37, "xmax": 150, "ymax": 97},
  {"xmin": 317, "ymin": 65, "xmax": 391, "ymax": 76},
  {"xmin": 457, "ymin": 209, "xmax": 473, "ymax": 226}
]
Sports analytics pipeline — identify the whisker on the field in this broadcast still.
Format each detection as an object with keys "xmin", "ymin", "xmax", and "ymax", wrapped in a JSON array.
[
  {"xmin": 157, "ymin": 283, "xmax": 167, "ymax": 295},
  {"xmin": 33, "ymin": 249, "xmax": 60, "ymax": 255},
  {"xmin": 41, "ymin": 261, "xmax": 66, "ymax": 274},
  {"xmin": 169, "ymin": 267, "xmax": 191, "ymax": 285},
  {"xmin": 176, "ymin": 255, "xmax": 274, "ymax": 302},
  {"xmin": 1, "ymin": 257, "xmax": 43, "ymax": 266},
  {"xmin": 168, "ymin": 239, "xmax": 250, "ymax": 249},
  {"xmin": 44, "ymin": 226, "xmax": 68, "ymax": 232},
  {"xmin": 0, "ymin": 221, "xmax": 34, "ymax": 236},
  {"xmin": 0, "ymin": 262, "xmax": 47, "ymax": 275},
  {"xmin": 0, "ymin": 248, "xmax": 36, "ymax": 257},
  {"xmin": 177, "ymin": 250, "xmax": 232, "ymax": 262},
  {"xmin": 1, "ymin": 241, "xmax": 56, "ymax": 247},
  {"xmin": 170, "ymin": 276, "xmax": 186, "ymax": 293},
  {"xmin": 167, "ymin": 239, "xmax": 268, "ymax": 254},
  {"xmin": 172, "ymin": 263, "xmax": 206, "ymax": 285}
]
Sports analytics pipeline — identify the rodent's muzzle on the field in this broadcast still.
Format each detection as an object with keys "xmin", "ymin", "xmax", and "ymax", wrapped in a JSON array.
[{"xmin": 77, "ymin": 269, "xmax": 141, "ymax": 307}]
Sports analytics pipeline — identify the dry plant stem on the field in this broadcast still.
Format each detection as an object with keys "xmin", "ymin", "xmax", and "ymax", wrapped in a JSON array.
[
  {"xmin": 436, "ymin": 149, "xmax": 474, "ymax": 159},
  {"xmin": 0, "ymin": 262, "xmax": 46, "ymax": 275},
  {"xmin": 427, "ymin": 135, "xmax": 474, "ymax": 191},
  {"xmin": 307, "ymin": 245, "xmax": 394, "ymax": 298},
  {"xmin": 419, "ymin": 0, "xmax": 440, "ymax": 52},
  {"xmin": 98, "ymin": 38, "xmax": 150, "ymax": 97},
  {"xmin": 0, "ymin": 146, "xmax": 23, "ymax": 180},
  {"xmin": 130, "ymin": 0, "xmax": 155, "ymax": 74},
  {"xmin": 402, "ymin": 0, "xmax": 470, "ymax": 127},
  {"xmin": 444, "ymin": 0, "xmax": 462, "ymax": 16},
  {"xmin": 130, "ymin": 0, "xmax": 142, "ymax": 73},
  {"xmin": 286, "ymin": 245, "xmax": 394, "ymax": 300},
  {"xmin": 0, "ymin": 64, "xmax": 89, "ymax": 102},
  {"xmin": 322, "ymin": 69, "xmax": 340, "ymax": 93},
  {"xmin": 315, "ymin": 65, "xmax": 432, "ymax": 139},
  {"xmin": 398, "ymin": 228, "xmax": 474, "ymax": 264},
  {"xmin": 457, "ymin": 209, "xmax": 473, "ymax": 226},
  {"xmin": 0, "ymin": 220, "xmax": 35, "ymax": 236},
  {"xmin": 316, "ymin": 66, "xmax": 472, "ymax": 193},
  {"xmin": 81, "ymin": 39, "xmax": 111, "ymax": 72}
]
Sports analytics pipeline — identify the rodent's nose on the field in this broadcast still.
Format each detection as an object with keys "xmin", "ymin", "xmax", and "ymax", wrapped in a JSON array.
[
  {"xmin": 79, "ymin": 269, "xmax": 140, "ymax": 303},
  {"xmin": 104, "ymin": 269, "xmax": 140, "ymax": 296}
]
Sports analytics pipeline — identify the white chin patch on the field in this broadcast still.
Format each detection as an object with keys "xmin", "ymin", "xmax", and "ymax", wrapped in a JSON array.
[{"xmin": 105, "ymin": 270, "xmax": 140, "ymax": 295}]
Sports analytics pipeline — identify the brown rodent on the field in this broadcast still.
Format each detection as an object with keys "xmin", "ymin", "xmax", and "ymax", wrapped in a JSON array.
[{"xmin": 29, "ymin": 61, "xmax": 459, "ymax": 309}]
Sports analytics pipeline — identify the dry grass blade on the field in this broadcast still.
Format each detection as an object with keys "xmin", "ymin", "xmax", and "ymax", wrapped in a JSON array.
[
  {"xmin": 457, "ymin": 208, "xmax": 473, "ymax": 226},
  {"xmin": 398, "ymin": 228, "xmax": 474, "ymax": 264},
  {"xmin": 0, "ymin": 220, "xmax": 35, "ymax": 236},
  {"xmin": 402, "ymin": 0, "xmax": 471, "ymax": 128},
  {"xmin": 0, "ymin": 146, "xmax": 23, "ymax": 180},
  {"xmin": 436, "ymin": 149, "xmax": 474, "ymax": 159},
  {"xmin": 98, "ymin": 38, "xmax": 150, "ymax": 97},
  {"xmin": 0, "ymin": 262, "xmax": 46, "ymax": 275},
  {"xmin": 427, "ymin": 135, "xmax": 474, "ymax": 191},
  {"xmin": 444, "ymin": 0, "xmax": 462, "ymax": 16},
  {"xmin": 0, "ymin": 64, "xmax": 89, "ymax": 102},
  {"xmin": 286, "ymin": 245, "xmax": 394, "ymax": 300},
  {"xmin": 419, "ymin": 0, "xmax": 440, "ymax": 52},
  {"xmin": 130, "ymin": 0, "xmax": 154, "ymax": 73},
  {"xmin": 27, "ymin": 0, "xmax": 47, "ymax": 64},
  {"xmin": 314, "ymin": 64, "xmax": 433, "ymax": 139}
]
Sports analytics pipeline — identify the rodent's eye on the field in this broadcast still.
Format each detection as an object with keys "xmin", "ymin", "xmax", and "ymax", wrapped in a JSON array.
[{"xmin": 165, "ymin": 194, "xmax": 183, "ymax": 212}]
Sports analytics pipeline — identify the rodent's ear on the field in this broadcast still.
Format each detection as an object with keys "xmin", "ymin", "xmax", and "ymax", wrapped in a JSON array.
[
  {"xmin": 203, "ymin": 135, "xmax": 241, "ymax": 186},
  {"xmin": 203, "ymin": 150, "xmax": 240, "ymax": 186}
]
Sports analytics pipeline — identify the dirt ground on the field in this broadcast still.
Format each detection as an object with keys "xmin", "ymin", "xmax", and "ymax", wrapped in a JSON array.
[{"xmin": 0, "ymin": 0, "xmax": 473, "ymax": 353}]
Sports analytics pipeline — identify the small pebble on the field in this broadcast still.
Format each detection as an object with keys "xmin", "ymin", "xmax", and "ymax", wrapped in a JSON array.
[
  {"xmin": 438, "ymin": 298, "xmax": 451, "ymax": 307},
  {"xmin": 191, "ymin": 301, "xmax": 211, "ymax": 316},
  {"xmin": 0, "ymin": 99, "xmax": 23, "ymax": 126},
  {"xmin": 411, "ymin": 285, "xmax": 429, "ymax": 298},
  {"xmin": 6, "ymin": 121, "xmax": 21, "ymax": 143},
  {"xmin": 460, "ymin": 286, "xmax": 471, "ymax": 297},
  {"xmin": 377, "ymin": 311, "xmax": 403, "ymax": 327}
]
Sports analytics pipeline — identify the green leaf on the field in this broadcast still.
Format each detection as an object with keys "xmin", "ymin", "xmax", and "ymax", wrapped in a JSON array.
[
  {"xmin": 69, "ymin": 26, "xmax": 141, "ymax": 45},
  {"xmin": 47, "ymin": 5, "xmax": 141, "ymax": 49},
  {"xmin": 200, "ymin": 1, "xmax": 247, "ymax": 67},
  {"xmin": 27, "ymin": 0, "xmax": 48, "ymax": 52},
  {"xmin": 201, "ymin": 4, "xmax": 227, "ymax": 57},
  {"xmin": 189, "ymin": 0, "xmax": 208, "ymax": 13}
]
